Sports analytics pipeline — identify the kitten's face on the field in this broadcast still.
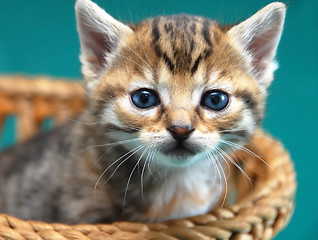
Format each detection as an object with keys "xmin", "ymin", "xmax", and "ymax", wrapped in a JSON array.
[
  {"xmin": 76, "ymin": 0, "xmax": 285, "ymax": 167},
  {"xmin": 91, "ymin": 17, "xmax": 263, "ymax": 167}
]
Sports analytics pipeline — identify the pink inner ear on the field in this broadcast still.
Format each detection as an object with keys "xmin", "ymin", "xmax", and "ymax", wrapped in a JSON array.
[
  {"xmin": 248, "ymin": 30, "xmax": 277, "ymax": 75},
  {"xmin": 82, "ymin": 29, "xmax": 113, "ymax": 67}
]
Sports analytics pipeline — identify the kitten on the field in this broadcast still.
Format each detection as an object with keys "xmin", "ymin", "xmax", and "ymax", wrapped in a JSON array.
[{"xmin": 0, "ymin": 0, "xmax": 285, "ymax": 224}]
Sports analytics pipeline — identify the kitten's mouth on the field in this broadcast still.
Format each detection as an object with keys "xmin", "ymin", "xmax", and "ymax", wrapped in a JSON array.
[{"xmin": 164, "ymin": 144, "xmax": 196, "ymax": 158}]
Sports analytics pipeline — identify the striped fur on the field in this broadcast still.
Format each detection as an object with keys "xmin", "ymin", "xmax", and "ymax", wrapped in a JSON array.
[{"xmin": 0, "ymin": 0, "xmax": 286, "ymax": 223}]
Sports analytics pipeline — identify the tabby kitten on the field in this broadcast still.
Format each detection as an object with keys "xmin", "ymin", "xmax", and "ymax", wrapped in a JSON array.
[{"xmin": 0, "ymin": 0, "xmax": 285, "ymax": 224}]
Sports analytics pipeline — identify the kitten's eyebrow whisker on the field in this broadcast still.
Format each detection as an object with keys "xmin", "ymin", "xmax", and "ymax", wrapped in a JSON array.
[
  {"xmin": 137, "ymin": 36, "xmax": 152, "ymax": 66},
  {"xmin": 122, "ymin": 42, "xmax": 152, "ymax": 70},
  {"xmin": 115, "ymin": 52, "xmax": 149, "ymax": 73}
]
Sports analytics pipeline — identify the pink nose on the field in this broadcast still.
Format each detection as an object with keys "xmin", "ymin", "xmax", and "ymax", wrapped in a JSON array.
[{"xmin": 167, "ymin": 125, "xmax": 195, "ymax": 141}]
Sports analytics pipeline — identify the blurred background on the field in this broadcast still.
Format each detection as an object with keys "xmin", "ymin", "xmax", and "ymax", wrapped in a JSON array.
[{"xmin": 0, "ymin": 0, "xmax": 317, "ymax": 238}]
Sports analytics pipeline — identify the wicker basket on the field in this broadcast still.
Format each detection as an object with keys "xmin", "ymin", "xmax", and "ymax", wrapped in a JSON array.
[{"xmin": 0, "ymin": 76, "xmax": 296, "ymax": 240}]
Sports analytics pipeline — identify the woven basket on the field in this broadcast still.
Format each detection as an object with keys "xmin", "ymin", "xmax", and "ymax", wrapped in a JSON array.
[{"xmin": 0, "ymin": 76, "xmax": 296, "ymax": 240}]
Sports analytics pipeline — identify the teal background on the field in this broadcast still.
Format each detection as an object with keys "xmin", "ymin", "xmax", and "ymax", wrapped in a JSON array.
[{"xmin": 0, "ymin": 0, "xmax": 317, "ymax": 239}]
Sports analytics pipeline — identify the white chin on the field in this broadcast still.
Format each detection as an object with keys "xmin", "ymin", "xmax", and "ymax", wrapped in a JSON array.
[
  {"xmin": 154, "ymin": 149, "xmax": 206, "ymax": 167},
  {"xmin": 165, "ymin": 148, "xmax": 195, "ymax": 158}
]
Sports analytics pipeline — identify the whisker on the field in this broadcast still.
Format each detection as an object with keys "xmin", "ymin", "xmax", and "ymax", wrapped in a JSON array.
[
  {"xmin": 219, "ymin": 139, "xmax": 274, "ymax": 171},
  {"xmin": 206, "ymin": 150, "xmax": 223, "ymax": 199},
  {"xmin": 123, "ymin": 145, "xmax": 147, "ymax": 211},
  {"xmin": 214, "ymin": 146, "xmax": 231, "ymax": 180},
  {"xmin": 218, "ymin": 127, "xmax": 247, "ymax": 134},
  {"xmin": 67, "ymin": 118, "xmax": 101, "ymax": 126},
  {"xmin": 208, "ymin": 150, "xmax": 227, "ymax": 208},
  {"xmin": 216, "ymin": 146, "xmax": 252, "ymax": 187},
  {"xmin": 215, "ymin": 155, "xmax": 228, "ymax": 209},
  {"xmin": 143, "ymin": 147, "xmax": 154, "ymax": 178},
  {"xmin": 104, "ymin": 145, "xmax": 144, "ymax": 184},
  {"xmin": 93, "ymin": 145, "xmax": 143, "ymax": 195},
  {"xmin": 259, "ymin": 133, "xmax": 282, "ymax": 146},
  {"xmin": 230, "ymin": 147, "xmax": 267, "ymax": 179},
  {"xmin": 147, "ymin": 147, "xmax": 158, "ymax": 177},
  {"xmin": 203, "ymin": 149, "xmax": 212, "ymax": 170},
  {"xmin": 121, "ymin": 120, "xmax": 142, "ymax": 131},
  {"xmin": 94, "ymin": 144, "xmax": 116, "ymax": 169},
  {"xmin": 81, "ymin": 138, "xmax": 140, "ymax": 153},
  {"xmin": 152, "ymin": 146, "xmax": 164, "ymax": 179},
  {"xmin": 140, "ymin": 145, "xmax": 153, "ymax": 199},
  {"xmin": 204, "ymin": 149, "xmax": 217, "ymax": 184}
]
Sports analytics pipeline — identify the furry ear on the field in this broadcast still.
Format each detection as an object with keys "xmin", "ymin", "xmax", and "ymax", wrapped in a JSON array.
[
  {"xmin": 75, "ymin": 0, "xmax": 133, "ymax": 89},
  {"xmin": 228, "ymin": 2, "xmax": 286, "ymax": 89}
]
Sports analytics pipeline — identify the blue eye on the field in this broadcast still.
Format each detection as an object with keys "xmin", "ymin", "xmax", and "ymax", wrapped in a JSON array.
[
  {"xmin": 131, "ymin": 89, "xmax": 160, "ymax": 109},
  {"xmin": 201, "ymin": 90, "xmax": 229, "ymax": 111}
]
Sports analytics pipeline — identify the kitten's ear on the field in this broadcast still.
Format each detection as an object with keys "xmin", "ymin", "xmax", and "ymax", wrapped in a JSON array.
[
  {"xmin": 228, "ymin": 2, "xmax": 286, "ymax": 89},
  {"xmin": 75, "ymin": 0, "xmax": 133, "ymax": 89}
]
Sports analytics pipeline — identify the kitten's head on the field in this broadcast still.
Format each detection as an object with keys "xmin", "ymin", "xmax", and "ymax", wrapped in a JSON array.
[{"xmin": 75, "ymin": 0, "xmax": 285, "ymax": 167}]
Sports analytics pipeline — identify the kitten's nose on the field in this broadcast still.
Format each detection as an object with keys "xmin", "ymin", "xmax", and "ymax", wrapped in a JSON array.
[{"xmin": 167, "ymin": 125, "xmax": 195, "ymax": 141}]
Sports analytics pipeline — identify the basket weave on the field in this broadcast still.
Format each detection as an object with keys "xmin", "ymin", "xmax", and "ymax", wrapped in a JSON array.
[
  {"xmin": 0, "ymin": 76, "xmax": 296, "ymax": 240},
  {"xmin": 0, "ymin": 75, "xmax": 86, "ymax": 142}
]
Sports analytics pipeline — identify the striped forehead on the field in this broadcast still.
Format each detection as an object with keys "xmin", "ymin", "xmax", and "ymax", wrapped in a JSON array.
[
  {"xmin": 118, "ymin": 15, "xmax": 245, "ymax": 90},
  {"xmin": 149, "ymin": 15, "xmax": 220, "ymax": 75}
]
